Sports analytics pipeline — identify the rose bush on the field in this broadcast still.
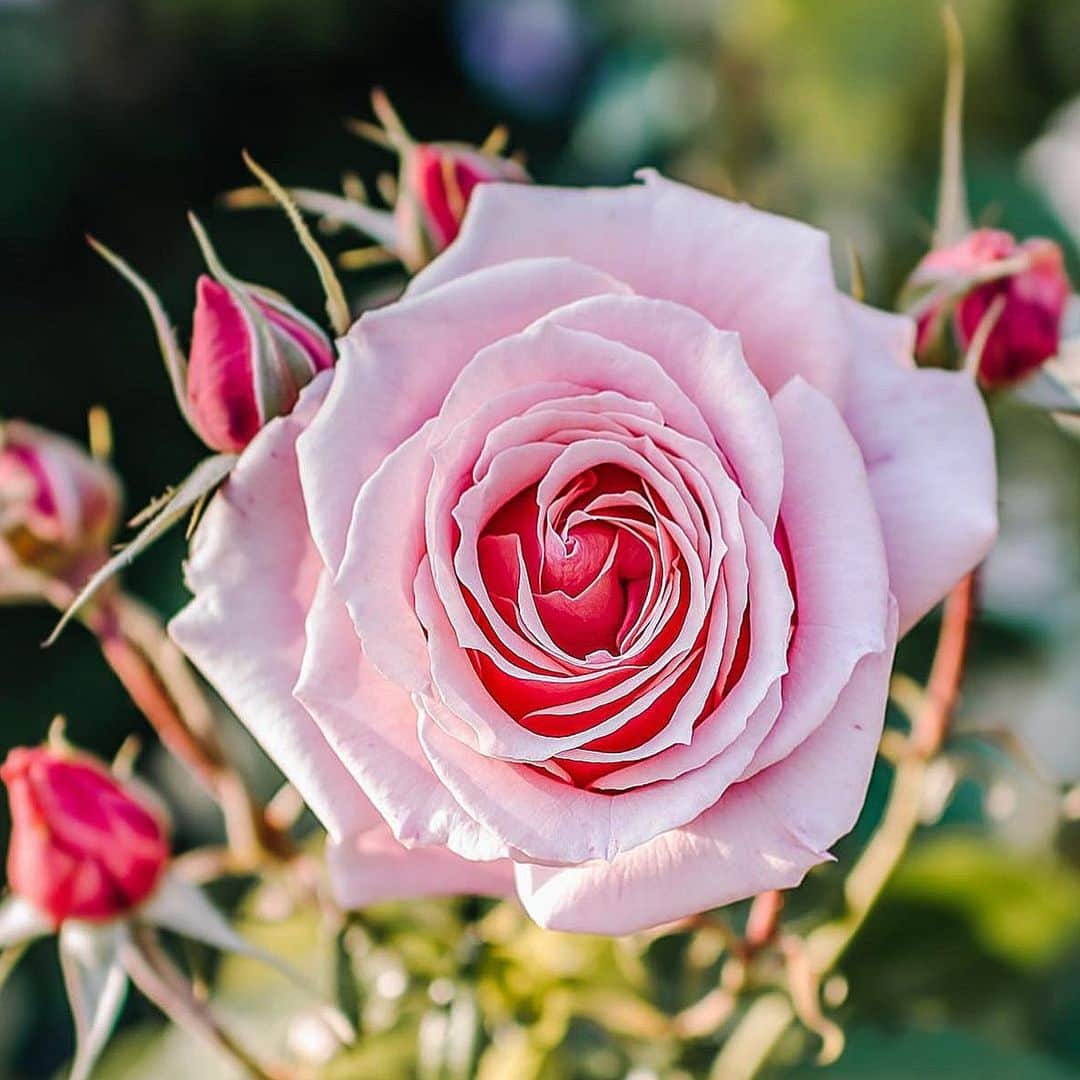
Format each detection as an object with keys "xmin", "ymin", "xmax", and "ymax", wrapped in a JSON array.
[{"xmin": 171, "ymin": 172, "xmax": 997, "ymax": 934}]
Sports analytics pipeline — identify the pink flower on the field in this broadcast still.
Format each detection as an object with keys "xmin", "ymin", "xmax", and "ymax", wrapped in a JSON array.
[
  {"xmin": 172, "ymin": 173, "xmax": 997, "ymax": 934},
  {"xmin": 399, "ymin": 143, "xmax": 529, "ymax": 255},
  {"xmin": 911, "ymin": 228, "xmax": 1069, "ymax": 388},
  {"xmin": 2, "ymin": 745, "xmax": 170, "ymax": 926},
  {"xmin": 0, "ymin": 421, "xmax": 120, "ymax": 586},
  {"xmin": 188, "ymin": 274, "xmax": 335, "ymax": 453}
]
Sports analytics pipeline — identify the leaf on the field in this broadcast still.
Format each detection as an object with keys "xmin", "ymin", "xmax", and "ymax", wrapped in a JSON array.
[
  {"xmin": 787, "ymin": 1024, "xmax": 1077, "ymax": 1079},
  {"xmin": 59, "ymin": 921, "xmax": 131, "ymax": 1080},
  {"xmin": 46, "ymin": 453, "xmax": 237, "ymax": 645},
  {"xmin": 887, "ymin": 834, "xmax": 1080, "ymax": 968}
]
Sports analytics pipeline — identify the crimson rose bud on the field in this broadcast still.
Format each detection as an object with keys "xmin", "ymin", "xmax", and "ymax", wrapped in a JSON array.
[
  {"xmin": 0, "ymin": 421, "xmax": 120, "ymax": 586},
  {"xmin": 2, "ymin": 745, "xmax": 170, "ymax": 926},
  {"xmin": 187, "ymin": 275, "xmax": 335, "ymax": 453},
  {"xmin": 400, "ymin": 142, "xmax": 528, "ymax": 255},
  {"xmin": 912, "ymin": 228, "xmax": 1069, "ymax": 388}
]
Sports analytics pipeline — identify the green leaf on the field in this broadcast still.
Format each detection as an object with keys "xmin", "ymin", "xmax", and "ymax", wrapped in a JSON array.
[
  {"xmin": 887, "ymin": 834, "xmax": 1080, "ymax": 968},
  {"xmin": 784, "ymin": 1024, "xmax": 1077, "ymax": 1079}
]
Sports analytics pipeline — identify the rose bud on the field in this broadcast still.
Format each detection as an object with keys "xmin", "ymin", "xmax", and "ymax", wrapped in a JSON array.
[
  {"xmin": 909, "ymin": 227, "xmax": 1070, "ymax": 388},
  {"xmin": 89, "ymin": 216, "xmax": 337, "ymax": 458},
  {"xmin": 0, "ymin": 420, "xmax": 121, "ymax": 587},
  {"xmin": 2, "ymin": 744, "xmax": 170, "ymax": 926},
  {"xmin": 399, "ymin": 141, "xmax": 529, "ymax": 254},
  {"xmin": 365, "ymin": 89, "xmax": 529, "ymax": 268},
  {"xmin": 187, "ymin": 272, "xmax": 336, "ymax": 453}
]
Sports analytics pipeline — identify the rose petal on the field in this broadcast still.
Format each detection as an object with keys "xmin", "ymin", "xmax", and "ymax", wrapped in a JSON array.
[
  {"xmin": 297, "ymin": 258, "xmax": 629, "ymax": 576},
  {"xmin": 741, "ymin": 376, "xmax": 890, "ymax": 775},
  {"xmin": 294, "ymin": 571, "xmax": 507, "ymax": 861},
  {"xmin": 170, "ymin": 374, "xmax": 378, "ymax": 842},
  {"xmin": 411, "ymin": 171, "xmax": 850, "ymax": 403},
  {"xmin": 842, "ymin": 299, "xmax": 998, "ymax": 633},
  {"xmin": 328, "ymin": 824, "xmax": 514, "ymax": 908},
  {"xmin": 514, "ymin": 599, "xmax": 898, "ymax": 933}
]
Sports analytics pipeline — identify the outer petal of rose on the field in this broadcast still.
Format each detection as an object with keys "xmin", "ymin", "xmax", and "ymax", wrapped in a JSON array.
[
  {"xmin": 411, "ymin": 171, "xmax": 850, "ymax": 403},
  {"xmin": 514, "ymin": 599, "xmax": 898, "ymax": 934},
  {"xmin": 297, "ymin": 257, "xmax": 629, "ymax": 576},
  {"xmin": 416, "ymin": 677, "xmax": 786, "ymax": 866},
  {"xmin": 741, "ymin": 377, "xmax": 890, "ymax": 775},
  {"xmin": 842, "ymin": 299, "xmax": 998, "ymax": 633},
  {"xmin": 328, "ymin": 824, "xmax": 514, "ymax": 908},
  {"xmin": 169, "ymin": 374, "xmax": 378, "ymax": 842},
  {"xmin": 294, "ymin": 571, "xmax": 508, "ymax": 862}
]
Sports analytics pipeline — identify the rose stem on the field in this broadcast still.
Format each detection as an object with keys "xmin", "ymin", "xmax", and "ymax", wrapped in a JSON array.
[
  {"xmin": 41, "ymin": 575, "xmax": 293, "ymax": 868},
  {"xmin": 710, "ymin": 570, "xmax": 977, "ymax": 1080},
  {"xmin": 95, "ymin": 592, "xmax": 296, "ymax": 865},
  {"xmin": 122, "ymin": 926, "xmax": 291, "ymax": 1080}
]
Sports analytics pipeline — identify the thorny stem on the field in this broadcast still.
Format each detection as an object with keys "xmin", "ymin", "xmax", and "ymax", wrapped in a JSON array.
[
  {"xmin": 122, "ymin": 926, "xmax": 289, "ymax": 1080},
  {"xmin": 711, "ymin": 571, "xmax": 978, "ymax": 1080}
]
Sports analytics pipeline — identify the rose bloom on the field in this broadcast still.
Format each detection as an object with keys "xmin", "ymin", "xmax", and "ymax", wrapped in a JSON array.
[
  {"xmin": 172, "ymin": 173, "xmax": 997, "ymax": 934},
  {"xmin": 2, "ymin": 746, "xmax": 170, "ymax": 926}
]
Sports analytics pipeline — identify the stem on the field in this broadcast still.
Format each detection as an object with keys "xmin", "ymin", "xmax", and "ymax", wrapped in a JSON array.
[
  {"xmin": 743, "ymin": 890, "xmax": 784, "ymax": 953},
  {"xmin": 122, "ymin": 927, "xmax": 289, "ymax": 1080},
  {"xmin": 912, "ymin": 570, "xmax": 975, "ymax": 758},
  {"xmin": 713, "ymin": 571, "xmax": 978, "ymax": 1079},
  {"xmin": 93, "ymin": 593, "xmax": 295, "ymax": 866}
]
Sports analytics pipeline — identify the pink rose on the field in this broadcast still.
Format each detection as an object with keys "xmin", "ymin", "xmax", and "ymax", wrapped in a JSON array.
[
  {"xmin": 172, "ymin": 173, "xmax": 997, "ymax": 934},
  {"xmin": 910, "ymin": 228, "xmax": 1069, "ymax": 388},
  {"xmin": 2, "ymin": 745, "xmax": 171, "ymax": 926}
]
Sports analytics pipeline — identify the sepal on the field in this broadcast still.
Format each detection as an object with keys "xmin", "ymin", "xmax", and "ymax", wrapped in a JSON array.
[
  {"xmin": 46, "ymin": 453, "xmax": 237, "ymax": 644},
  {"xmin": 87, "ymin": 237, "xmax": 196, "ymax": 434},
  {"xmin": 59, "ymin": 921, "xmax": 130, "ymax": 1080}
]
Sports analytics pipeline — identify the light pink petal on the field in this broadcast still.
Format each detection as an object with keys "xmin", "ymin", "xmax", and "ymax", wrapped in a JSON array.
[
  {"xmin": 416, "ymin": 670, "xmax": 797, "ymax": 867},
  {"xmin": 514, "ymin": 599, "xmax": 898, "ymax": 934},
  {"xmin": 328, "ymin": 824, "xmax": 514, "ymax": 908},
  {"xmin": 170, "ymin": 374, "xmax": 378, "ymax": 842},
  {"xmin": 742, "ymin": 377, "xmax": 890, "ymax": 775},
  {"xmin": 546, "ymin": 294, "xmax": 783, "ymax": 528},
  {"xmin": 297, "ymin": 258, "xmax": 628, "ymax": 576},
  {"xmin": 412, "ymin": 171, "xmax": 850, "ymax": 402},
  {"xmin": 294, "ymin": 571, "xmax": 507, "ymax": 862},
  {"xmin": 842, "ymin": 298, "xmax": 998, "ymax": 633},
  {"xmin": 335, "ymin": 420, "xmax": 436, "ymax": 693}
]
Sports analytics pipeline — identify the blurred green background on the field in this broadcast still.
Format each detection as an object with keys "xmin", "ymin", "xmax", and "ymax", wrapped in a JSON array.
[{"xmin": 2, "ymin": 0, "xmax": 1080, "ymax": 1076}]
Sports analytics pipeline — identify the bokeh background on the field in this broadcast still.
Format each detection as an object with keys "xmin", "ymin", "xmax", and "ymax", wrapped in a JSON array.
[{"xmin": 2, "ymin": 0, "xmax": 1080, "ymax": 1076}]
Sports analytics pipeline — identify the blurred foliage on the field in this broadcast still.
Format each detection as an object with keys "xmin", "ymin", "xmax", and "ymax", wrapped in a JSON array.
[
  {"xmin": 1, "ymin": 0, "xmax": 1080, "ymax": 1077},
  {"xmin": 76, "ymin": 833, "xmax": 1080, "ymax": 1078}
]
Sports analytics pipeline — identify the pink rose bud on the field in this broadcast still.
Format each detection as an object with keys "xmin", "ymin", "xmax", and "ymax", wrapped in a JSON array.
[
  {"xmin": 401, "ymin": 142, "xmax": 529, "ymax": 253},
  {"xmin": 911, "ymin": 228, "xmax": 1070, "ymax": 388},
  {"xmin": 2, "ymin": 745, "xmax": 171, "ymax": 926},
  {"xmin": 0, "ymin": 421, "xmax": 121, "ymax": 585},
  {"xmin": 187, "ymin": 274, "xmax": 335, "ymax": 453}
]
